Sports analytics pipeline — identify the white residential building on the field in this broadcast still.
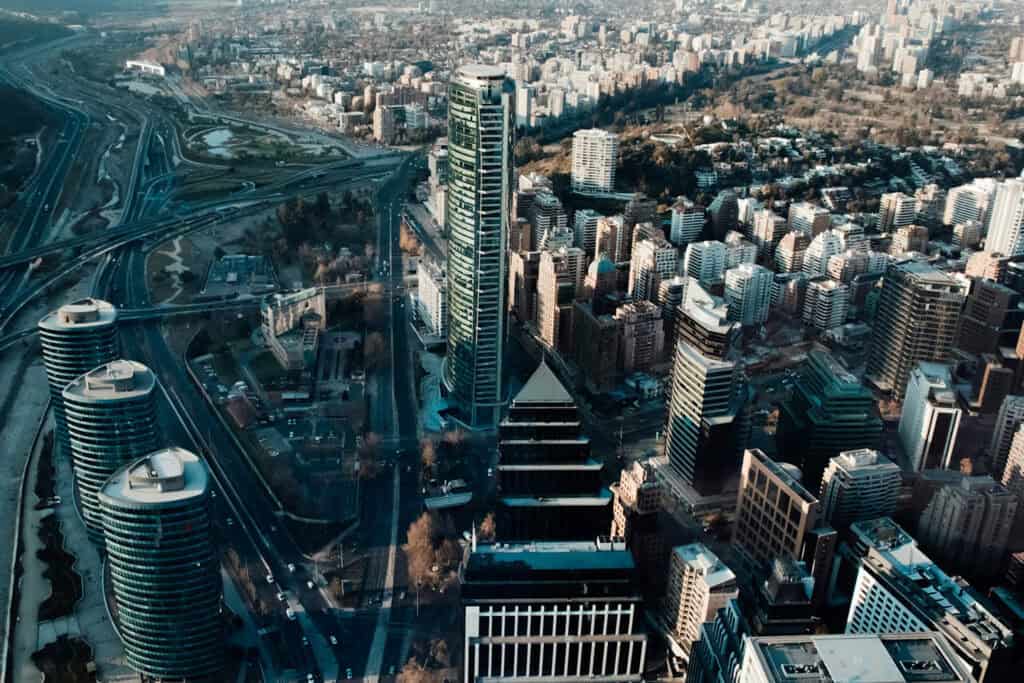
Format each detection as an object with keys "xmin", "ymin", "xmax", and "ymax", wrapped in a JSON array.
[
  {"xmin": 802, "ymin": 229, "xmax": 846, "ymax": 277},
  {"xmin": 878, "ymin": 192, "xmax": 917, "ymax": 231},
  {"xmin": 629, "ymin": 238, "xmax": 678, "ymax": 303},
  {"xmin": 670, "ymin": 198, "xmax": 705, "ymax": 246},
  {"xmin": 944, "ymin": 178, "xmax": 997, "ymax": 228},
  {"xmin": 787, "ymin": 201, "xmax": 832, "ymax": 236},
  {"xmin": 683, "ymin": 240, "xmax": 727, "ymax": 286},
  {"xmin": 663, "ymin": 544, "xmax": 737, "ymax": 656},
  {"xmin": 986, "ymin": 179, "xmax": 1024, "ymax": 257},
  {"xmin": 573, "ymin": 208, "xmax": 602, "ymax": 256},
  {"xmin": 802, "ymin": 278, "xmax": 848, "ymax": 330},
  {"xmin": 898, "ymin": 362, "xmax": 962, "ymax": 472},
  {"xmin": 571, "ymin": 128, "xmax": 618, "ymax": 193},
  {"xmin": 416, "ymin": 259, "xmax": 448, "ymax": 337},
  {"xmin": 724, "ymin": 263, "xmax": 773, "ymax": 327}
]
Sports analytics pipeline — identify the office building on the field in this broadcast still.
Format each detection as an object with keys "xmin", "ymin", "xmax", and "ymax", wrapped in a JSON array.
[
  {"xmin": 676, "ymin": 278, "xmax": 739, "ymax": 361},
  {"xmin": 845, "ymin": 518, "xmax": 1013, "ymax": 681},
  {"xmin": 985, "ymin": 179, "xmax": 1024, "ymax": 257},
  {"xmin": 416, "ymin": 258, "xmax": 448, "ymax": 337},
  {"xmin": 571, "ymin": 128, "xmax": 618, "ymax": 193},
  {"xmin": 724, "ymin": 263, "xmax": 773, "ymax": 327},
  {"xmin": 671, "ymin": 198, "xmax": 706, "ymax": 246},
  {"xmin": 866, "ymin": 262, "xmax": 968, "ymax": 400},
  {"xmin": 583, "ymin": 254, "xmax": 617, "ymax": 305},
  {"xmin": 965, "ymin": 250, "xmax": 1010, "ymax": 282},
  {"xmin": 611, "ymin": 460, "xmax": 667, "ymax": 590},
  {"xmin": 752, "ymin": 209, "xmax": 787, "ymax": 257},
  {"xmin": 38, "ymin": 299, "xmax": 119, "ymax": 453},
  {"xmin": 737, "ymin": 633, "xmax": 972, "ymax": 683},
  {"xmin": 663, "ymin": 544, "xmax": 737, "ymax": 656},
  {"xmin": 596, "ymin": 215, "xmax": 630, "ymax": 264},
  {"xmin": 683, "ymin": 240, "xmax": 727, "ymax": 286},
  {"xmin": 787, "ymin": 202, "xmax": 831, "ymax": 236},
  {"xmin": 918, "ymin": 475, "xmax": 1017, "ymax": 578},
  {"xmin": 774, "ymin": 231, "xmax": 810, "ymax": 273},
  {"xmin": 461, "ymin": 540, "xmax": 647, "ymax": 683},
  {"xmin": 665, "ymin": 342, "xmax": 745, "ymax": 493},
  {"xmin": 1001, "ymin": 424, "xmax": 1024, "ymax": 498},
  {"xmin": 819, "ymin": 449, "xmax": 901, "ymax": 529},
  {"xmin": 657, "ymin": 275, "xmax": 688, "ymax": 345},
  {"xmin": 708, "ymin": 190, "xmax": 739, "ymax": 240},
  {"xmin": 508, "ymin": 250, "xmax": 541, "ymax": 324},
  {"xmin": 573, "ymin": 302, "xmax": 620, "ymax": 394},
  {"xmin": 528, "ymin": 191, "xmax": 568, "ymax": 251},
  {"xmin": 879, "ymin": 192, "xmax": 917, "ymax": 231},
  {"xmin": 778, "ymin": 350, "xmax": 882, "ymax": 487},
  {"xmin": 260, "ymin": 287, "xmax": 326, "ymax": 371},
  {"xmin": 956, "ymin": 279, "xmax": 1023, "ymax": 356},
  {"xmin": 802, "ymin": 229, "xmax": 845, "ymax": 277},
  {"xmin": 802, "ymin": 278, "xmax": 848, "ymax": 331},
  {"xmin": 898, "ymin": 363, "xmax": 962, "ymax": 471},
  {"xmin": 496, "ymin": 362, "xmax": 611, "ymax": 540},
  {"xmin": 573, "ymin": 208, "xmax": 602, "ymax": 256},
  {"xmin": 536, "ymin": 250, "xmax": 576, "ymax": 353},
  {"xmin": 444, "ymin": 65, "xmax": 514, "ymax": 428},
  {"xmin": 629, "ymin": 237, "xmax": 678, "ymax": 303},
  {"xmin": 615, "ymin": 301, "xmax": 665, "ymax": 373},
  {"xmin": 63, "ymin": 360, "xmax": 159, "ymax": 542},
  {"xmin": 99, "ymin": 448, "xmax": 222, "ymax": 680}
]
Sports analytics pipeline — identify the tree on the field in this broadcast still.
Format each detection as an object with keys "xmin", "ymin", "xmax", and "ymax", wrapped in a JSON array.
[
  {"xmin": 403, "ymin": 512, "xmax": 439, "ymax": 589},
  {"xmin": 478, "ymin": 512, "xmax": 496, "ymax": 542},
  {"xmin": 420, "ymin": 439, "xmax": 436, "ymax": 474},
  {"xmin": 428, "ymin": 638, "xmax": 450, "ymax": 668},
  {"xmin": 397, "ymin": 659, "xmax": 435, "ymax": 683}
]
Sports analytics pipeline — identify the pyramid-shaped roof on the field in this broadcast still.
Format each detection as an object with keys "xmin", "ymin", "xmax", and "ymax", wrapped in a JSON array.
[{"xmin": 513, "ymin": 361, "xmax": 574, "ymax": 405}]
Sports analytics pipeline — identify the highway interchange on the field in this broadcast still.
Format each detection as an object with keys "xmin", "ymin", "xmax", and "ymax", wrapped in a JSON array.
[{"xmin": 1, "ymin": 34, "xmax": 427, "ymax": 683}]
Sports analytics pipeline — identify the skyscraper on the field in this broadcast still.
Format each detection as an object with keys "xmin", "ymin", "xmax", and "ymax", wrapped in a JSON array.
[
  {"xmin": 536, "ymin": 249, "xmax": 576, "ymax": 352},
  {"xmin": 610, "ymin": 460, "xmax": 667, "ymax": 590},
  {"xmin": 866, "ymin": 261, "xmax": 967, "ymax": 400},
  {"xmin": 683, "ymin": 240, "xmax": 727, "ymax": 286},
  {"xmin": 801, "ymin": 278, "xmax": 848, "ymax": 330},
  {"xmin": 444, "ymin": 65, "xmax": 515, "ymax": 428},
  {"xmin": 990, "ymin": 395, "xmax": 1024, "ymax": 477},
  {"xmin": 99, "ymin": 448, "xmax": 222, "ymax": 680},
  {"xmin": 571, "ymin": 128, "xmax": 618, "ymax": 193},
  {"xmin": 708, "ymin": 190, "xmax": 739, "ymax": 240},
  {"xmin": 663, "ymin": 544, "xmax": 738, "ymax": 656},
  {"xmin": 898, "ymin": 362, "xmax": 963, "ymax": 471},
  {"xmin": 801, "ymin": 229, "xmax": 845, "ymax": 277},
  {"xmin": 38, "ymin": 299, "xmax": 119, "ymax": 453},
  {"xmin": 670, "ymin": 198, "xmax": 706, "ymax": 245},
  {"xmin": 878, "ymin": 191, "xmax": 917, "ymax": 231},
  {"xmin": 819, "ymin": 449, "xmax": 901, "ymax": 529},
  {"xmin": 774, "ymin": 231, "xmax": 810, "ymax": 273},
  {"xmin": 724, "ymin": 263, "xmax": 773, "ymax": 327},
  {"xmin": 63, "ymin": 360, "xmax": 159, "ymax": 542},
  {"xmin": 628, "ymin": 237, "xmax": 677, "ymax": 303},
  {"xmin": 985, "ymin": 178, "xmax": 1024, "ymax": 257},
  {"xmin": 956, "ymin": 279, "xmax": 1024, "ymax": 355},
  {"xmin": 615, "ymin": 301, "xmax": 666, "ymax": 373}
]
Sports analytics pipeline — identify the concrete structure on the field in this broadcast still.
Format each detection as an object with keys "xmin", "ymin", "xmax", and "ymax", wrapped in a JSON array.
[
  {"xmin": 956, "ymin": 279, "xmax": 1023, "ymax": 356},
  {"xmin": 508, "ymin": 250, "xmax": 541, "ymax": 324},
  {"xmin": 529, "ymin": 191, "xmax": 568, "ymax": 249},
  {"xmin": 461, "ymin": 540, "xmax": 647, "ymax": 683},
  {"xmin": 752, "ymin": 210, "xmax": 787, "ymax": 257},
  {"xmin": 125, "ymin": 60, "xmax": 166, "ymax": 77},
  {"xmin": 628, "ymin": 237, "xmax": 677, "ymax": 303},
  {"xmin": 571, "ymin": 128, "xmax": 618, "ymax": 193},
  {"xmin": 611, "ymin": 460, "xmax": 666, "ymax": 590},
  {"xmin": 819, "ymin": 449, "xmax": 901, "ymax": 529},
  {"xmin": 573, "ymin": 208, "xmax": 602, "ymax": 256},
  {"xmin": 986, "ymin": 179, "xmax": 1024, "ymax": 257},
  {"xmin": 708, "ymin": 190, "xmax": 739, "ymax": 240},
  {"xmin": 801, "ymin": 278, "xmax": 848, "ymax": 331},
  {"xmin": 918, "ymin": 475, "xmax": 1017, "ymax": 579},
  {"xmin": 62, "ymin": 360, "xmax": 158, "ymax": 542},
  {"xmin": 899, "ymin": 363, "xmax": 962, "ymax": 472},
  {"xmin": 879, "ymin": 192, "xmax": 917, "ymax": 231},
  {"xmin": 802, "ymin": 230, "xmax": 845, "ymax": 277},
  {"xmin": 536, "ymin": 250, "xmax": 576, "ymax": 352},
  {"xmin": 416, "ymin": 258, "xmax": 448, "ymax": 337},
  {"xmin": 774, "ymin": 231, "xmax": 810, "ymax": 273},
  {"xmin": 1001, "ymin": 425, "xmax": 1024, "ymax": 500},
  {"xmin": 866, "ymin": 262, "xmax": 967, "ymax": 400},
  {"xmin": 664, "ymin": 544, "xmax": 737, "ymax": 658},
  {"xmin": 683, "ymin": 240, "xmax": 727, "ymax": 286},
  {"xmin": 671, "ymin": 198, "xmax": 706, "ymax": 246},
  {"xmin": 596, "ymin": 215, "xmax": 630, "ymax": 264},
  {"xmin": 845, "ymin": 518, "xmax": 1013, "ymax": 682},
  {"xmin": 38, "ymin": 299, "xmax": 119, "ymax": 454},
  {"xmin": 99, "ymin": 448, "xmax": 222, "ymax": 680},
  {"xmin": 724, "ymin": 263, "xmax": 773, "ymax": 327},
  {"xmin": 944, "ymin": 178, "xmax": 997, "ymax": 228},
  {"xmin": 444, "ymin": 65, "xmax": 515, "ymax": 428},
  {"xmin": 573, "ymin": 302, "xmax": 621, "ymax": 394},
  {"xmin": 738, "ymin": 632, "xmax": 972, "ymax": 683},
  {"xmin": 787, "ymin": 202, "xmax": 832, "ymax": 237},
  {"xmin": 496, "ymin": 362, "xmax": 611, "ymax": 540},
  {"xmin": 260, "ymin": 288, "xmax": 326, "ymax": 371},
  {"xmin": 615, "ymin": 301, "xmax": 665, "ymax": 373}
]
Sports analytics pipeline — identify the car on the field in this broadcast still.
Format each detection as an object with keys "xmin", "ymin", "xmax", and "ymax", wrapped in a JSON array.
[
  {"xmin": 287, "ymin": 563, "xmax": 296, "ymax": 573},
  {"xmin": 302, "ymin": 636, "xmax": 309, "ymax": 647},
  {"xmin": 225, "ymin": 517, "xmax": 234, "ymax": 526},
  {"xmin": 286, "ymin": 608, "xmax": 296, "ymax": 620},
  {"xmin": 307, "ymin": 675, "xmax": 315, "ymax": 683},
  {"xmin": 329, "ymin": 635, "xmax": 338, "ymax": 646},
  {"xmin": 307, "ymin": 580, "xmax": 316, "ymax": 590},
  {"xmin": 266, "ymin": 574, "xmax": 274, "ymax": 584},
  {"xmin": 276, "ymin": 592, "xmax": 287, "ymax": 602},
  {"xmin": 346, "ymin": 668, "xmax": 353, "ymax": 679}
]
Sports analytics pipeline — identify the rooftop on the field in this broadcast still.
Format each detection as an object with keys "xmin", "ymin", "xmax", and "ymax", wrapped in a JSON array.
[
  {"xmin": 674, "ymin": 543, "xmax": 736, "ymax": 589},
  {"xmin": 39, "ymin": 298, "xmax": 117, "ymax": 331},
  {"xmin": 63, "ymin": 360, "xmax": 155, "ymax": 403},
  {"xmin": 100, "ymin": 447, "xmax": 209, "ymax": 507},
  {"xmin": 512, "ymin": 361, "xmax": 574, "ymax": 406}
]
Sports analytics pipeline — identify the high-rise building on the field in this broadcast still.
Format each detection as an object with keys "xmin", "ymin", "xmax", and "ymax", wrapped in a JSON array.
[
  {"xmin": 675, "ymin": 278, "xmax": 738, "ymax": 360},
  {"xmin": 737, "ymin": 633, "xmax": 973, "ymax": 683},
  {"xmin": 99, "ymin": 448, "xmax": 222, "ymax": 680},
  {"xmin": 918, "ymin": 475, "xmax": 1017, "ymax": 578},
  {"xmin": 801, "ymin": 278, "xmax": 848, "ymax": 331},
  {"xmin": 733, "ymin": 450, "xmax": 836, "ymax": 604},
  {"xmin": 898, "ymin": 362, "xmax": 963, "ymax": 471},
  {"xmin": 708, "ymin": 190, "xmax": 739, "ymax": 240},
  {"xmin": 461, "ymin": 540, "xmax": 648, "ymax": 683},
  {"xmin": 615, "ymin": 301, "xmax": 665, "ymax": 373},
  {"xmin": 751, "ymin": 209, "xmax": 787, "ymax": 257},
  {"xmin": 890, "ymin": 224, "xmax": 929, "ymax": 256},
  {"xmin": 416, "ymin": 258, "xmax": 448, "ymax": 337},
  {"xmin": 38, "ymin": 299, "xmax": 119, "ymax": 454},
  {"xmin": 819, "ymin": 449, "xmax": 901, "ymax": 529},
  {"xmin": 610, "ymin": 460, "xmax": 667, "ymax": 590},
  {"xmin": 624, "ymin": 193, "xmax": 658, "ymax": 233},
  {"xmin": 573, "ymin": 302, "xmax": 620, "ymax": 393},
  {"xmin": 528, "ymin": 191, "xmax": 568, "ymax": 250},
  {"xmin": 573, "ymin": 208, "xmax": 602, "ymax": 256},
  {"xmin": 944, "ymin": 178, "xmax": 997, "ymax": 227},
  {"xmin": 844, "ymin": 518, "xmax": 1013, "ymax": 681},
  {"xmin": 956, "ymin": 279, "xmax": 1023, "ymax": 355},
  {"xmin": 724, "ymin": 231, "xmax": 757, "ymax": 269},
  {"xmin": 671, "ymin": 198, "xmax": 706, "ymax": 246},
  {"xmin": 663, "ymin": 544, "xmax": 738, "ymax": 656},
  {"xmin": 774, "ymin": 231, "xmax": 811, "ymax": 273},
  {"xmin": 444, "ymin": 65, "xmax": 515, "ymax": 428},
  {"xmin": 63, "ymin": 360, "xmax": 159, "ymax": 542},
  {"xmin": 866, "ymin": 261, "xmax": 968, "ymax": 400},
  {"xmin": 801, "ymin": 229, "xmax": 845, "ymax": 277},
  {"xmin": 628, "ymin": 237, "xmax": 678, "ymax": 303},
  {"xmin": 596, "ymin": 215, "xmax": 629, "ymax": 264},
  {"xmin": 508, "ymin": 250, "xmax": 541, "ymax": 324},
  {"xmin": 657, "ymin": 275, "xmax": 688, "ymax": 346},
  {"xmin": 496, "ymin": 362, "xmax": 611, "ymax": 540},
  {"xmin": 1001, "ymin": 424, "xmax": 1024, "ymax": 499},
  {"xmin": 878, "ymin": 192, "xmax": 917, "ymax": 231},
  {"xmin": 985, "ymin": 179, "xmax": 1024, "ymax": 257},
  {"xmin": 536, "ymin": 250, "xmax": 576, "ymax": 352},
  {"xmin": 683, "ymin": 240, "xmax": 727, "ymax": 286},
  {"xmin": 724, "ymin": 263, "xmax": 773, "ymax": 327},
  {"xmin": 778, "ymin": 350, "xmax": 882, "ymax": 486},
  {"xmin": 787, "ymin": 202, "xmax": 832, "ymax": 236},
  {"xmin": 571, "ymin": 128, "xmax": 618, "ymax": 193}
]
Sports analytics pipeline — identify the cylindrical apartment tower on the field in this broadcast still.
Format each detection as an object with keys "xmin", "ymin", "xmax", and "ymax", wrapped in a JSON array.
[
  {"xmin": 63, "ymin": 360, "xmax": 159, "ymax": 542},
  {"xmin": 38, "ymin": 299, "xmax": 119, "ymax": 453},
  {"xmin": 99, "ymin": 448, "xmax": 223, "ymax": 680}
]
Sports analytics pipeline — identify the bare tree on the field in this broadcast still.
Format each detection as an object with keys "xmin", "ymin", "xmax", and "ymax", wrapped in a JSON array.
[{"xmin": 478, "ymin": 512, "xmax": 496, "ymax": 542}]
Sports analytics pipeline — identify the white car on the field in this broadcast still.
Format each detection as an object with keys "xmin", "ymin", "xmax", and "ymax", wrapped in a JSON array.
[
  {"xmin": 266, "ymin": 574, "xmax": 274, "ymax": 584},
  {"xmin": 286, "ymin": 608, "xmax": 296, "ymax": 620},
  {"xmin": 329, "ymin": 635, "xmax": 338, "ymax": 646},
  {"xmin": 287, "ymin": 563, "xmax": 296, "ymax": 573},
  {"xmin": 276, "ymin": 592, "xmax": 287, "ymax": 602}
]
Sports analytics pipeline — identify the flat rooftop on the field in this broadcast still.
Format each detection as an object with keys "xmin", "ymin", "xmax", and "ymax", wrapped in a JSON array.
[
  {"xmin": 100, "ymin": 447, "xmax": 209, "ymax": 507},
  {"xmin": 63, "ymin": 360, "xmax": 155, "ymax": 403},
  {"xmin": 39, "ymin": 298, "xmax": 117, "ymax": 331}
]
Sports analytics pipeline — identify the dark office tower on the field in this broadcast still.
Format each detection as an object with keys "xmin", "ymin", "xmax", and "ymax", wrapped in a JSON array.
[
  {"xmin": 866, "ymin": 261, "xmax": 967, "ymax": 400},
  {"xmin": 38, "ymin": 299, "xmax": 119, "ymax": 453},
  {"xmin": 99, "ymin": 448, "xmax": 222, "ymax": 680},
  {"xmin": 745, "ymin": 557, "xmax": 820, "ymax": 636},
  {"xmin": 708, "ymin": 190, "xmax": 739, "ymax": 240},
  {"xmin": 62, "ymin": 360, "xmax": 159, "ymax": 543},
  {"xmin": 444, "ymin": 65, "xmax": 515, "ymax": 429},
  {"xmin": 461, "ymin": 539, "xmax": 648, "ymax": 683},
  {"xmin": 496, "ymin": 362, "xmax": 611, "ymax": 540},
  {"xmin": 956, "ymin": 279, "xmax": 1024, "ymax": 356},
  {"xmin": 778, "ymin": 349, "xmax": 883, "ymax": 487}
]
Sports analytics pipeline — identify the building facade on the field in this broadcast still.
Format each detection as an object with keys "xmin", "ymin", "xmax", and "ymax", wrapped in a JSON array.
[
  {"xmin": 898, "ymin": 362, "xmax": 962, "ymax": 472},
  {"xmin": 819, "ymin": 449, "xmax": 901, "ymax": 529},
  {"xmin": 571, "ymin": 128, "xmax": 618, "ymax": 193}
]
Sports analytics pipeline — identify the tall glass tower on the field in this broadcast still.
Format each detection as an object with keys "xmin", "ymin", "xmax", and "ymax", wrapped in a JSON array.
[{"xmin": 444, "ymin": 64, "xmax": 515, "ymax": 429}]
